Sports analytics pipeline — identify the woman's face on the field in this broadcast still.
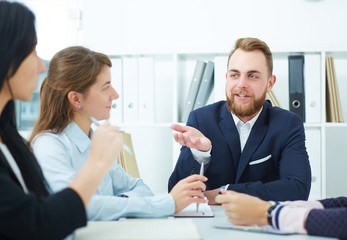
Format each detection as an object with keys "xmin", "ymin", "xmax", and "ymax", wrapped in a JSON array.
[
  {"xmin": 80, "ymin": 66, "xmax": 119, "ymax": 121},
  {"xmin": 8, "ymin": 48, "xmax": 46, "ymax": 101}
]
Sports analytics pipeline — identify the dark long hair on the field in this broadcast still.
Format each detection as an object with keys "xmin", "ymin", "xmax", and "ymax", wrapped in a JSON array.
[{"xmin": 0, "ymin": 1, "xmax": 49, "ymax": 196}]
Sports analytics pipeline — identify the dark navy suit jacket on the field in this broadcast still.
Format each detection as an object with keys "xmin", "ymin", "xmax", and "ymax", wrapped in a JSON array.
[{"xmin": 168, "ymin": 100, "xmax": 311, "ymax": 201}]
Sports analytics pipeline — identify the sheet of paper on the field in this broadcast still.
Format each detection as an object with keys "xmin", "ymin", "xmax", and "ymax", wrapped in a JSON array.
[{"xmin": 174, "ymin": 202, "xmax": 214, "ymax": 217}]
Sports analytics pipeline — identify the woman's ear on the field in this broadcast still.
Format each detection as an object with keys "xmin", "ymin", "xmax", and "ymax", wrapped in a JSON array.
[{"xmin": 67, "ymin": 91, "xmax": 82, "ymax": 109}]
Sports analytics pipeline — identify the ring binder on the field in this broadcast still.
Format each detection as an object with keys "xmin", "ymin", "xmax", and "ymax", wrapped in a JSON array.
[{"xmin": 288, "ymin": 55, "xmax": 305, "ymax": 121}]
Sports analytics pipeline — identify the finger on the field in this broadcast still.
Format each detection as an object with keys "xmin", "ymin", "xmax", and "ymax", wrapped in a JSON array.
[
  {"xmin": 191, "ymin": 181, "xmax": 206, "ymax": 191},
  {"xmin": 215, "ymin": 194, "xmax": 232, "ymax": 204},
  {"xmin": 226, "ymin": 190, "xmax": 240, "ymax": 195},
  {"xmin": 190, "ymin": 190, "xmax": 206, "ymax": 199},
  {"xmin": 189, "ymin": 197, "xmax": 208, "ymax": 204},
  {"xmin": 173, "ymin": 133, "xmax": 179, "ymax": 142},
  {"xmin": 176, "ymin": 133, "xmax": 185, "ymax": 146},
  {"xmin": 182, "ymin": 174, "xmax": 208, "ymax": 183},
  {"xmin": 170, "ymin": 124, "xmax": 188, "ymax": 133},
  {"xmin": 183, "ymin": 180, "xmax": 206, "ymax": 190},
  {"xmin": 179, "ymin": 180, "xmax": 206, "ymax": 192},
  {"xmin": 182, "ymin": 134, "xmax": 193, "ymax": 147}
]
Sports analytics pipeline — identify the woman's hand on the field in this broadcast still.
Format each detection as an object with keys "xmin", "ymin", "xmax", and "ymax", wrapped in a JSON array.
[
  {"xmin": 89, "ymin": 122, "xmax": 123, "ymax": 170},
  {"xmin": 170, "ymin": 174, "xmax": 208, "ymax": 213}
]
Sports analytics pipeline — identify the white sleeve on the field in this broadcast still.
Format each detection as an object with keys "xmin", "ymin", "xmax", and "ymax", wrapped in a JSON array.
[
  {"xmin": 190, "ymin": 147, "xmax": 212, "ymax": 165},
  {"xmin": 272, "ymin": 201, "xmax": 324, "ymax": 234}
]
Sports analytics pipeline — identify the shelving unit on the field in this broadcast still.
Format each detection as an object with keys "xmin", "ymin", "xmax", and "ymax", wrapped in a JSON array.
[{"xmin": 102, "ymin": 50, "xmax": 347, "ymax": 199}]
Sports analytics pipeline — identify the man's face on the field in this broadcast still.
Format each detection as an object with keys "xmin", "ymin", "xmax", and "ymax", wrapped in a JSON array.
[{"xmin": 225, "ymin": 49, "xmax": 275, "ymax": 121}]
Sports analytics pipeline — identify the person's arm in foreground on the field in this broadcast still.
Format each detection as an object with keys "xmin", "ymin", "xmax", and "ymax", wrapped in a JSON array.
[
  {"xmin": 0, "ymin": 122, "xmax": 122, "ymax": 240},
  {"xmin": 216, "ymin": 190, "xmax": 347, "ymax": 239}
]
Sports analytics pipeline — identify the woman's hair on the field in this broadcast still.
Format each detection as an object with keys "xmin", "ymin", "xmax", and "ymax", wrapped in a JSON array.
[
  {"xmin": 28, "ymin": 46, "xmax": 111, "ymax": 143},
  {"xmin": 0, "ymin": 1, "xmax": 49, "ymax": 196},
  {"xmin": 227, "ymin": 37, "xmax": 273, "ymax": 76}
]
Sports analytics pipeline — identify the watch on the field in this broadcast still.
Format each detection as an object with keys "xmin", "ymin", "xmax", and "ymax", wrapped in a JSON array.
[{"xmin": 266, "ymin": 201, "xmax": 279, "ymax": 226}]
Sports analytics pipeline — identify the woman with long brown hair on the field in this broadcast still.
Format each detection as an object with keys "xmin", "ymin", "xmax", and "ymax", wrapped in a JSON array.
[{"xmin": 29, "ymin": 46, "xmax": 207, "ymax": 220}]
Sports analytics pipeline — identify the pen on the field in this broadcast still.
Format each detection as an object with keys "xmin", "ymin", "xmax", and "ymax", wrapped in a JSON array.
[
  {"xmin": 90, "ymin": 117, "xmax": 133, "ymax": 155},
  {"xmin": 196, "ymin": 161, "xmax": 204, "ymax": 212}
]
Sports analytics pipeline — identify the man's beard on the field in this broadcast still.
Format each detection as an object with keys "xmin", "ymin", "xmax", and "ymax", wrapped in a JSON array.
[{"xmin": 226, "ymin": 89, "xmax": 267, "ymax": 117}]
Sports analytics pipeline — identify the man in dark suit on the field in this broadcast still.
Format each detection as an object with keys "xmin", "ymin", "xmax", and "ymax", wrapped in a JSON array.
[{"xmin": 168, "ymin": 37, "xmax": 311, "ymax": 203}]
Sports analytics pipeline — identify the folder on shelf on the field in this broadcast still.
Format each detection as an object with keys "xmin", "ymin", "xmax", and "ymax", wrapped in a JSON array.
[
  {"xmin": 118, "ymin": 131, "xmax": 140, "ymax": 178},
  {"xmin": 181, "ymin": 60, "xmax": 206, "ymax": 122},
  {"xmin": 109, "ymin": 58, "xmax": 124, "ymax": 125},
  {"xmin": 123, "ymin": 57, "xmax": 139, "ymax": 124},
  {"xmin": 288, "ymin": 55, "xmax": 305, "ymax": 121},
  {"xmin": 266, "ymin": 90, "xmax": 281, "ymax": 107},
  {"xmin": 326, "ymin": 57, "xmax": 335, "ymax": 122},
  {"xmin": 214, "ymin": 56, "xmax": 228, "ymax": 102},
  {"xmin": 326, "ymin": 56, "xmax": 344, "ymax": 122},
  {"xmin": 138, "ymin": 57, "xmax": 155, "ymax": 123},
  {"xmin": 304, "ymin": 54, "xmax": 321, "ymax": 123},
  {"xmin": 193, "ymin": 61, "xmax": 214, "ymax": 111}
]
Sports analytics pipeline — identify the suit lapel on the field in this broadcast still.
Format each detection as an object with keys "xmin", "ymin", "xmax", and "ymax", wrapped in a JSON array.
[
  {"xmin": 219, "ymin": 103, "xmax": 241, "ymax": 170},
  {"xmin": 235, "ymin": 102, "xmax": 270, "ymax": 183}
]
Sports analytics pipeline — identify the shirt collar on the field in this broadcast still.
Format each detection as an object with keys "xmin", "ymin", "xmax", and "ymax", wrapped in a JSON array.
[
  {"xmin": 231, "ymin": 106, "xmax": 263, "ymax": 129},
  {"xmin": 64, "ymin": 121, "xmax": 91, "ymax": 153}
]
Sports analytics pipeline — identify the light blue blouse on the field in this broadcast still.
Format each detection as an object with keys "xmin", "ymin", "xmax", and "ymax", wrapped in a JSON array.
[{"xmin": 32, "ymin": 121, "xmax": 175, "ymax": 220}]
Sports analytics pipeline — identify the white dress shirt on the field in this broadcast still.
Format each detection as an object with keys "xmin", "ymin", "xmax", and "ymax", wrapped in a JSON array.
[
  {"xmin": 32, "ymin": 121, "xmax": 175, "ymax": 220},
  {"xmin": 191, "ymin": 108, "xmax": 263, "ymax": 165}
]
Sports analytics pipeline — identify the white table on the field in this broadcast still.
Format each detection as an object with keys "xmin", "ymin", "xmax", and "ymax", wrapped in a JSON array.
[{"xmin": 74, "ymin": 205, "xmax": 337, "ymax": 240}]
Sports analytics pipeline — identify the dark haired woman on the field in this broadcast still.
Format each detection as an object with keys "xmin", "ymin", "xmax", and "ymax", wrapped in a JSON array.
[{"xmin": 0, "ymin": 2, "xmax": 122, "ymax": 239}]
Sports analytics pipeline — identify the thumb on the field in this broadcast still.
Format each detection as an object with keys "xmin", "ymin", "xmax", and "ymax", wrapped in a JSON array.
[{"xmin": 220, "ymin": 189, "xmax": 237, "ymax": 195}]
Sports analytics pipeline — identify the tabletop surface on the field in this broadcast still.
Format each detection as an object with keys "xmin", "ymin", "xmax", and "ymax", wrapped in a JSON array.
[{"xmin": 74, "ymin": 205, "xmax": 337, "ymax": 240}]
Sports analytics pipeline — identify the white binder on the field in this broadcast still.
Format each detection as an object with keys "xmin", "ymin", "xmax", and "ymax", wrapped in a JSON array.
[
  {"xmin": 138, "ymin": 57, "xmax": 155, "ymax": 123},
  {"xmin": 123, "ymin": 57, "xmax": 139, "ymax": 123},
  {"xmin": 180, "ymin": 61, "xmax": 206, "ymax": 122},
  {"xmin": 305, "ymin": 54, "xmax": 321, "ymax": 123},
  {"xmin": 305, "ymin": 128, "xmax": 321, "ymax": 200},
  {"xmin": 193, "ymin": 61, "xmax": 215, "ymax": 110},
  {"xmin": 213, "ymin": 56, "xmax": 228, "ymax": 102},
  {"xmin": 109, "ymin": 58, "xmax": 123, "ymax": 125}
]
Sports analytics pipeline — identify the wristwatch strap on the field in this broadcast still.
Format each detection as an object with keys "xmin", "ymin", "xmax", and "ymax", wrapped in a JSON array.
[{"xmin": 266, "ymin": 201, "xmax": 279, "ymax": 226}]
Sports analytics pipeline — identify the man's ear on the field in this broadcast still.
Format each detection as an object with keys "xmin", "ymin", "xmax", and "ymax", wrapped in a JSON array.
[
  {"xmin": 67, "ymin": 91, "xmax": 82, "ymax": 109},
  {"xmin": 267, "ymin": 75, "xmax": 276, "ymax": 92}
]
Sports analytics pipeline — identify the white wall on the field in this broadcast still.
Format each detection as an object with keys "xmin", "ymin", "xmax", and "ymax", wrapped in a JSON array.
[{"xmin": 81, "ymin": 0, "xmax": 347, "ymax": 54}]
